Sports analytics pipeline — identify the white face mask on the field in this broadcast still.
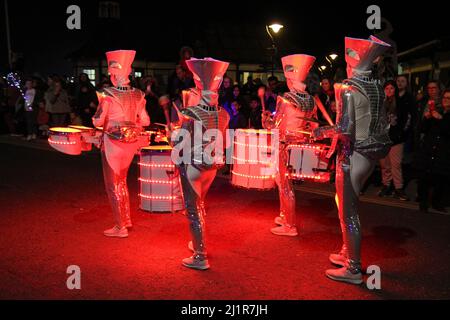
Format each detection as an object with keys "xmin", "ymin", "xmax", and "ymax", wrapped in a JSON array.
[{"xmin": 112, "ymin": 74, "xmax": 130, "ymax": 87}]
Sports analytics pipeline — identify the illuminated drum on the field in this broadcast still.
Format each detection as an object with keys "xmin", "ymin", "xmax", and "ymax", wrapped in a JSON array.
[
  {"xmin": 286, "ymin": 144, "xmax": 331, "ymax": 182},
  {"xmin": 139, "ymin": 146, "xmax": 184, "ymax": 213},
  {"xmin": 231, "ymin": 129, "xmax": 277, "ymax": 190},
  {"xmin": 48, "ymin": 127, "xmax": 82, "ymax": 155},
  {"xmin": 69, "ymin": 125, "xmax": 95, "ymax": 151}
]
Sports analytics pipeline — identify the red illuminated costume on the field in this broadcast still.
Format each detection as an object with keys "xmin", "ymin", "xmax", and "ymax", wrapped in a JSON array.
[
  {"xmin": 313, "ymin": 36, "xmax": 391, "ymax": 284},
  {"xmin": 172, "ymin": 58, "xmax": 230, "ymax": 270},
  {"xmin": 93, "ymin": 50, "xmax": 150, "ymax": 238},
  {"xmin": 263, "ymin": 54, "xmax": 318, "ymax": 237}
]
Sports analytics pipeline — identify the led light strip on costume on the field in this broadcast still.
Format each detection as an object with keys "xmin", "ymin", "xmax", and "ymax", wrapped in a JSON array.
[{"xmin": 231, "ymin": 171, "xmax": 276, "ymax": 180}]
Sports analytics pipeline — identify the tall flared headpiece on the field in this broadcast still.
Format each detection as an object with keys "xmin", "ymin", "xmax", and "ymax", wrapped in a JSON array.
[
  {"xmin": 185, "ymin": 58, "xmax": 230, "ymax": 91},
  {"xmin": 345, "ymin": 36, "xmax": 391, "ymax": 72},
  {"xmin": 106, "ymin": 50, "xmax": 136, "ymax": 85},
  {"xmin": 281, "ymin": 54, "xmax": 316, "ymax": 92}
]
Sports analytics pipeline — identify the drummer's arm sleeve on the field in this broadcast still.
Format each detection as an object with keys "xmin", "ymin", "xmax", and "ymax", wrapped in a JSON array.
[
  {"xmin": 92, "ymin": 98, "xmax": 109, "ymax": 127},
  {"xmin": 138, "ymin": 96, "xmax": 151, "ymax": 127},
  {"xmin": 313, "ymin": 89, "xmax": 355, "ymax": 141}
]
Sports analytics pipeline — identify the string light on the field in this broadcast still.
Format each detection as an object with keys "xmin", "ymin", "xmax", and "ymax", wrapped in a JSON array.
[
  {"xmin": 234, "ymin": 141, "xmax": 273, "ymax": 149},
  {"xmin": 287, "ymin": 173, "xmax": 329, "ymax": 181},
  {"xmin": 231, "ymin": 171, "xmax": 276, "ymax": 180},
  {"xmin": 232, "ymin": 156, "xmax": 272, "ymax": 165},
  {"xmin": 138, "ymin": 162, "xmax": 175, "ymax": 169},
  {"xmin": 138, "ymin": 194, "xmax": 179, "ymax": 200},
  {"xmin": 48, "ymin": 138, "xmax": 77, "ymax": 145},
  {"xmin": 287, "ymin": 144, "xmax": 324, "ymax": 151},
  {"xmin": 138, "ymin": 178, "xmax": 176, "ymax": 185},
  {"xmin": 6, "ymin": 73, "xmax": 30, "ymax": 108}
]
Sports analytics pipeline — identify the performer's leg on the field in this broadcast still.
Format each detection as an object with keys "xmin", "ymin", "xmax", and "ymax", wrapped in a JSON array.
[
  {"xmin": 179, "ymin": 164, "xmax": 216, "ymax": 270},
  {"xmin": 327, "ymin": 151, "xmax": 374, "ymax": 284},
  {"xmin": 101, "ymin": 150, "xmax": 132, "ymax": 237},
  {"xmin": 271, "ymin": 155, "xmax": 297, "ymax": 236},
  {"xmin": 273, "ymin": 146, "xmax": 297, "ymax": 235}
]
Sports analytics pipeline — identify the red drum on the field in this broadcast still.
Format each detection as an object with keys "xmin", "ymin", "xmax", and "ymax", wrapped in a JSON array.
[
  {"xmin": 69, "ymin": 125, "xmax": 96, "ymax": 151},
  {"xmin": 139, "ymin": 146, "xmax": 184, "ymax": 213},
  {"xmin": 286, "ymin": 143, "xmax": 331, "ymax": 182},
  {"xmin": 48, "ymin": 127, "xmax": 83, "ymax": 155},
  {"xmin": 231, "ymin": 129, "xmax": 277, "ymax": 190}
]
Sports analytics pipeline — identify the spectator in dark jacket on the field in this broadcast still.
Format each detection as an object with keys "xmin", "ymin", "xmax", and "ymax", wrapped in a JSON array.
[
  {"xmin": 413, "ymin": 89, "xmax": 450, "ymax": 213},
  {"xmin": 229, "ymin": 100, "xmax": 247, "ymax": 130},
  {"xmin": 318, "ymin": 78, "xmax": 336, "ymax": 124},
  {"xmin": 219, "ymin": 76, "xmax": 234, "ymax": 116},
  {"xmin": 168, "ymin": 65, "xmax": 195, "ymax": 102},
  {"xmin": 378, "ymin": 81, "xmax": 411, "ymax": 200},
  {"xmin": 396, "ymin": 75, "xmax": 416, "ymax": 154},
  {"xmin": 414, "ymin": 81, "xmax": 443, "ymax": 147},
  {"xmin": 76, "ymin": 84, "xmax": 98, "ymax": 127},
  {"xmin": 248, "ymin": 96, "xmax": 263, "ymax": 129}
]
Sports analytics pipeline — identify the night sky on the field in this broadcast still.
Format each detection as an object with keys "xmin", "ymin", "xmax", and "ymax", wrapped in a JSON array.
[{"xmin": 1, "ymin": 0, "xmax": 449, "ymax": 75}]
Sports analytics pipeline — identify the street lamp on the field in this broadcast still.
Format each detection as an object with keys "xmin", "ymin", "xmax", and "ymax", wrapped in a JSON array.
[
  {"xmin": 325, "ymin": 53, "xmax": 338, "ymax": 78},
  {"xmin": 266, "ymin": 23, "xmax": 284, "ymax": 76}
]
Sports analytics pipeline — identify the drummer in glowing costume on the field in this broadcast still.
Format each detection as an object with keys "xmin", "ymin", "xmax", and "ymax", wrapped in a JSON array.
[
  {"xmin": 172, "ymin": 58, "xmax": 230, "ymax": 270},
  {"xmin": 92, "ymin": 50, "xmax": 150, "ymax": 238},
  {"xmin": 313, "ymin": 36, "xmax": 391, "ymax": 284},
  {"xmin": 263, "ymin": 54, "xmax": 319, "ymax": 237}
]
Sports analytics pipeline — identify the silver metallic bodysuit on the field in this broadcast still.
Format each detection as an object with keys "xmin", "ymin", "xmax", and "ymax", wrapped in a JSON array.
[
  {"xmin": 314, "ymin": 73, "xmax": 391, "ymax": 273},
  {"xmin": 172, "ymin": 58, "xmax": 230, "ymax": 265},
  {"xmin": 265, "ymin": 92, "xmax": 318, "ymax": 228}
]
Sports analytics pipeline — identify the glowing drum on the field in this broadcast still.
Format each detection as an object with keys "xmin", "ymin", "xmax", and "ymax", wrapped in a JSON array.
[
  {"xmin": 48, "ymin": 127, "xmax": 83, "ymax": 155},
  {"xmin": 69, "ymin": 125, "xmax": 96, "ymax": 151},
  {"xmin": 286, "ymin": 144, "xmax": 331, "ymax": 182},
  {"xmin": 231, "ymin": 129, "xmax": 277, "ymax": 190},
  {"xmin": 139, "ymin": 146, "xmax": 184, "ymax": 213}
]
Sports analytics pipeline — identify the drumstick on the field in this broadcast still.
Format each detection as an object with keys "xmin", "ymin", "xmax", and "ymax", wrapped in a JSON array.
[{"xmin": 314, "ymin": 96, "xmax": 334, "ymax": 126}]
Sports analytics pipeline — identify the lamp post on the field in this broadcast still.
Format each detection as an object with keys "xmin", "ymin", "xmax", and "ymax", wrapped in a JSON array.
[
  {"xmin": 4, "ymin": 0, "xmax": 12, "ymax": 70},
  {"xmin": 265, "ymin": 23, "xmax": 284, "ymax": 76}
]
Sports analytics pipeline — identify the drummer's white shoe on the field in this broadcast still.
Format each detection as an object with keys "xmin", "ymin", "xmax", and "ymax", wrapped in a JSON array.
[
  {"xmin": 182, "ymin": 256, "xmax": 210, "ymax": 270},
  {"xmin": 103, "ymin": 226, "xmax": 128, "ymax": 238},
  {"xmin": 274, "ymin": 216, "xmax": 287, "ymax": 226},
  {"xmin": 326, "ymin": 267, "xmax": 363, "ymax": 285},
  {"xmin": 329, "ymin": 252, "xmax": 346, "ymax": 267},
  {"xmin": 270, "ymin": 225, "xmax": 298, "ymax": 237}
]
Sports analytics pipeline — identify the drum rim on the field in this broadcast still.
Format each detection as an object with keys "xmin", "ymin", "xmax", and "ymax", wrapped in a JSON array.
[
  {"xmin": 68, "ymin": 125, "xmax": 95, "ymax": 132},
  {"xmin": 141, "ymin": 145, "xmax": 173, "ymax": 152},
  {"xmin": 49, "ymin": 127, "xmax": 82, "ymax": 135},
  {"xmin": 235, "ymin": 129, "xmax": 274, "ymax": 135}
]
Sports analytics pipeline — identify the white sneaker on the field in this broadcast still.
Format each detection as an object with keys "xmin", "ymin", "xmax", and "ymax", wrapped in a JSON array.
[
  {"xmin": 103, "ymin": 226, "xmax": 128, "ymax": 238},
  {"xmin": 329, "ymin": 253, "xmax": 346, "ymax": 267},
  {"xmin": 182, "ymin": 256, "xmax": 210, "ymax": 270},
  {"xmin": 270, "ymin": 225, "xmax": 298, "ymax": 237},
  {"xmin": 326, "ymin": 267, "xmax": 363, "ymax": 285},
  {"xmin": 274, "ymin": 216, "xmax": 286, "ymax": 226}
]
